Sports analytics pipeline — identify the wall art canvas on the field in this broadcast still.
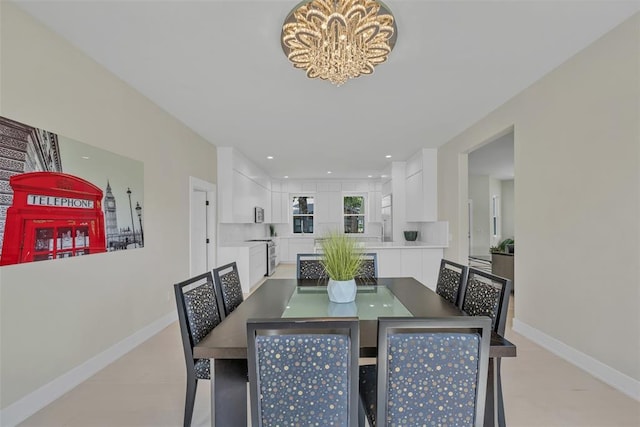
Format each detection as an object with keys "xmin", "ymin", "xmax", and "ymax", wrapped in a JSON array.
[{"xmin": 0, "ymin": 116, "xmax": 144, "ymax": 266}]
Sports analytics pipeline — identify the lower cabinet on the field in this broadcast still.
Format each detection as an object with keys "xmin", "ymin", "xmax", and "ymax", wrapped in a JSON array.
[
  {"xmin": 249, "ymin": 244, "xmax": 267, "ymax": 289},
  {"xmin": 217, "ymin": 244, "xmax": 267, "ymax": 294},
  {"xmin": 374, "ymin": 248, "xmax": 443, "ymax": 290}
]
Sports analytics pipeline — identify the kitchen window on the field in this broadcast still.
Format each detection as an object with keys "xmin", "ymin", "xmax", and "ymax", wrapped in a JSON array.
[
  {"xmin": 344, "ymin": 195, "xmax": 365, "ymax": 234},
  {"xmin": 292, "ymin": 196, "xmax": 314, "ymax": 234}
]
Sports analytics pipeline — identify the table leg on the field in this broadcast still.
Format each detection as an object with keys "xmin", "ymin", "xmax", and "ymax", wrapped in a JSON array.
[
  {"xmin": 484, "ymin": 358, "xmax": 506, "ymax": 427},
  {"xmin": 210, "ymin": 358, "xmax": 248, "ymax": 426}
]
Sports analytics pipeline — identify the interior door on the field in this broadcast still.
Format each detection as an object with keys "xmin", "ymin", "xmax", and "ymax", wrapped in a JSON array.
[{"xmin": 190, "ymin": 190, "xmax": 208, "ymax": 275}]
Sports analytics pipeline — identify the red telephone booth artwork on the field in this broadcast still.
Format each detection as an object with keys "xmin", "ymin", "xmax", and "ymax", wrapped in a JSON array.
[{"xmin": 0, "ymin": 172, "xmax": 106, "ymax": 266}]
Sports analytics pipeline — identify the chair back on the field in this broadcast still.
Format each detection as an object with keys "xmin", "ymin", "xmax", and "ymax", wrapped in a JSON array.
[
  {"xmin": 212, "ymin": 261, "xmax": 244, "ymax": 318},
  {"xmin": 461, "ymin": 267, "xmax": 512, "ymax": 335},
  {"xmin": 247, "ymin": 318, "xmax": 360, "ymax": 427},
  {"xmin": 296, "ymin": 253, "xmax": 327, "ymax": 280},
  {"xmin": 173, "ymin": 272, "xmax": 222, "ymax": 372},
  {"xmin": 435, "ymin": 259, "xmax": 469, "ymax": 308},
  {"xmin": 375, "ymin": 317, "xmax": 491, "ymax": 427},
  {"xmin": 355, "ymin": 252, "xmax": 378, "ymax": 279}
]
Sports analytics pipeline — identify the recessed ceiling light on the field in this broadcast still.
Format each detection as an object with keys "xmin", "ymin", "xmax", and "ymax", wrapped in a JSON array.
[
  {"xmin": 368, "ymin": 175, "xmax": 373, "ymax": 178},
  {"xmin": 385, "ymin": 155, "xmax": 392, "ymax": 159},
  {"xmin": 327, "ymin": 171, "xmax": 332, "ymax": 174},
  {"xmin": 81, "ymin": 156, "xmax": 90, "ymax": 160},
  {"xmin": 284, "ymin": 175, "xmax": 289, "ymax": 179},
  {"xmin": 267, "ymin": 156, "xmax": 274, "ymax": 159}
]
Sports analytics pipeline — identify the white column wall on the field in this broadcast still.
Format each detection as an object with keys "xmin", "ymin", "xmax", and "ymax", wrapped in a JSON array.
[{"xmin": 438, "ymin": 14, "xmax": 639, "ymax": 388}]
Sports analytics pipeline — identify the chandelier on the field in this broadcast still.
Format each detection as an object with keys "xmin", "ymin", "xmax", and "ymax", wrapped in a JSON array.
[{"xmin": 281, "ymin": 0, "xmax": 397, "ymax": 86}]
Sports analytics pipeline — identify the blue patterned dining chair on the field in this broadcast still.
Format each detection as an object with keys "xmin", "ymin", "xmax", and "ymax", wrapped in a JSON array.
[
  {"xmin": 460, "ymin": 267, "xmax": 513, "ymax": 427},
  {"xmin": 355, "ymin": 253, "xmax": 378, "ymax": 280},
  {"xmin": 359, "ymin": 317, "xmax": 492, "ymax": 427},
  {"xmin": 212, "ymin": 261, "xmax": 244, "ymax": 318},
  {"xmin": 460, "ymin": 267, "xmax": 512, "ymax": 336},
  {"xmin": 247, "ymin": 318, "xmax": 360, "ymax": 427},
  {"xmin": 174, "ymin": 272, "xmax": 223, "ymax": 427},
  {"xmin": 435, "ymin": 258, "xmax": 469, "ymax": 308}
]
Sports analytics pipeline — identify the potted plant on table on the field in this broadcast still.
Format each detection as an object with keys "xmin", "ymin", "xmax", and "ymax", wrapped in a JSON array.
[{"xmin": 320, "ymin": 231, "xmax": 363, "ymax": 303}]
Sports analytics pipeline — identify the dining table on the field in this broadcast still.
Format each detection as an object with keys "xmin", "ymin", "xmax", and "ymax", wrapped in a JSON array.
[{"xmin": 194, "ymin": 277, "xmax": 517, "ymax": 426}]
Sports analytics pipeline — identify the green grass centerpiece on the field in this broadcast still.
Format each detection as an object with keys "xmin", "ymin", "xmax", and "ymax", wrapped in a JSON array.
[{"xmin": 320, "ymin": 232, "xmax": 363, "ymax": 303}]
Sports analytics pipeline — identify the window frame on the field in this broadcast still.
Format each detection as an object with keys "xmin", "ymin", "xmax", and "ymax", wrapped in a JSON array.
[
  {"xmin": 291, "ymin": 194, "xmax": 315, "ymax": 235},
  {"xmin": 342, "ymin": 193, "xmax": 367, "ymax": 234}
]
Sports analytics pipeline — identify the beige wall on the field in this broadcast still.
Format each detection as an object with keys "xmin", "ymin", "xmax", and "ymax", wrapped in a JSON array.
[
  {"xmin": 439, "ymin": 13, "xmax": 639, "ymax": 383},
  {"xmin": 0, "ymin": 2, "xmax": 217, "ymax": 409}
]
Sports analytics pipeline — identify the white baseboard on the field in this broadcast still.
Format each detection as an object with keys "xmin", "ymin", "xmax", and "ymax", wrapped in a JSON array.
[
  {"xmin": 0, "ymin": 311, "xmax": 177, "ymax": 427},
  {"xmin": 512, "ymin": 318, "xmax": 640, "ymax": 402}
]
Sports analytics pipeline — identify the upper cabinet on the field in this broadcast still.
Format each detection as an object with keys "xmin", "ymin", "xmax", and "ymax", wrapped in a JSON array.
[
  {"xmin": 405, "ymin": 149, "xmax": 437, "ymax": 222},
  {"xmin": 271, "ymin": 180, "xmax": 289, "ymax": 224},
  {"xmin": 218, "ymin": 147, "xmax": 271, "ymax": 223}
]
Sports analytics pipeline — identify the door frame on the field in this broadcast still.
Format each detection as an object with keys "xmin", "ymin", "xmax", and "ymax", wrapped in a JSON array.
[{"xmin": 189, "ymin": 176, "xmax": 216, "ymax": 276}]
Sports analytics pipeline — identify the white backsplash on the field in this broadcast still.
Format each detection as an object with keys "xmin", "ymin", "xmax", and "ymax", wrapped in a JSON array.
[
  {"xmin": 218, "ymin": 223, "xmax": 270, "ymax": 243},
  {"xmin": 405, "ymin": 221, "xmax": 449, "ymax": 246}
]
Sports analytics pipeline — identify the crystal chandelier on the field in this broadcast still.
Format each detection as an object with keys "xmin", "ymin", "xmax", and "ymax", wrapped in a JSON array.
[{"xmin": 281, "ymin": 0, "xmax": 397, "ymax": 86}]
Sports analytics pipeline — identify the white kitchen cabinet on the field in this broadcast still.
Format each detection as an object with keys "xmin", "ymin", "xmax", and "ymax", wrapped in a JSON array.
[
  {"xmin": 271, "ymin": 189, "xmax": 289, "ymax": 224},
  {"xmin": 218, "ymin": 147, "xmax": 271, "ymax": 223},
  {"xmin": 217, "ymin": 243, "xmax": 267, "ymax": 294},
  {"xmin": 370, "ymin": 247, "xmax": 444, "ymax": 288},
  {"xmin": 278, "ymin": 238, "xmax": 288, "ymax": 264},
  {"xmin": 405, "ymin": 149, "xmax": 437, "ymax": 222},
  {"xmin": 420, "ymin": 249, "xmax": 442, "ymax": 290},
  {"xmin": 376, "ymin": 249, "xmax": 403, "ymax": 277},
  {"xmin": 401, "ymin": 249, "xmax": 423, "ymax": 283},
  {"xmin": 249, "ymin": 244, "xmax": 267, "ymax": 288}
]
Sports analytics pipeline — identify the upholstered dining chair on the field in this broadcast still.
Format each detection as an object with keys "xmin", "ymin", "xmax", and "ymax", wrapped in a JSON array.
[
  {"xmin": 212, "ymin": 261, "xmax": 244, "ymax": 318},
  {"xmin": 247, "ymin": 318, "xmax": 360, "ymax": 427},
  {"xmin": 174, "ymin": 272, "xmax": 223, "ymax": 427},
  {"xmin": 355, "ymin": 252, "xmax": 378, "ymax": 279},
  {"xmin": 460, "ymin": 268, "xmax": 513, "ymax": 427},
  {"xmin": 435, "ymin": 258, "xmax": 469, "ymax": 308},
  {"xmin": 460, "ymin": 267, "xmax": 512, "ymax": 336},
  {"xmin": 297, "ymin": 252, "xmax": 378, "ymax": 282},
  {"xmin": 359, "ymin": 317, "xmax": 492, "ymax": 427},
  {"xmin": 296, "ymin": 253, "xmax": 327, "ymax": 280}
]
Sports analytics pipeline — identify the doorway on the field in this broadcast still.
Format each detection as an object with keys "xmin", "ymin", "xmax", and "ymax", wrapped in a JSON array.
[
  {"xmin": 189, "ymin": 177, "xmax": 216, "ymax": 276},
  {"xmin": 467, "ymin": 130, "xmax": 514, "ymax": 267}
]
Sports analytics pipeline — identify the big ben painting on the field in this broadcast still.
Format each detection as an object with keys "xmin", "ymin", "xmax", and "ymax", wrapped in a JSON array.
[{"xmin": 0, "ymin": 116, "xmax": 144, "ymax": 266}]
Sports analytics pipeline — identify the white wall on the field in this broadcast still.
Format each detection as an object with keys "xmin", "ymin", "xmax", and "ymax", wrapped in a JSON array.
[
  {"xmin": 0, "ymin": 2, "xmax": 217, "ymax": 416},
  {"xmin": 438, "ymin": 13, "xmax": 640, "ymax": 395},
  {"xmin": 501, "ymin": 179, "xmax": 515, "ymax": 240},
  {"xmin": 468, "ymin": 174, "xmax": 490, "ymax": 255}
]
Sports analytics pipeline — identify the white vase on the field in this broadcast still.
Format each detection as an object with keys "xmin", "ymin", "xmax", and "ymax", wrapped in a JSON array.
[{"xmin": 327, "ymin": 278, "xmax": 357, "ymax": 303}]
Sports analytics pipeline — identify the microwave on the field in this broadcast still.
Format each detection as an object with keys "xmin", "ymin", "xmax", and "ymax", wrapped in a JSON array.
[{"xmin": 254, "ymin": 206, "xmax": 264, "ymax": 223}]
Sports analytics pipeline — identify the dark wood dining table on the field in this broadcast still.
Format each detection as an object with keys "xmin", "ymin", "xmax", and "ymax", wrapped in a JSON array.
[{"xmin": 194, "ymin": 277, "xmax": 516, "ymax": 426}]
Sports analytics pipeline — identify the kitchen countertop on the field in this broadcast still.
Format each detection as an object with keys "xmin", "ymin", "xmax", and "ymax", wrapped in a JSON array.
[
  {"xmin": 360, "ymin": 241, "xmax": 447, "ymax": 249},
  {"xmin": 219, "ymin": 241, "xmax": 268, "ymax": 248},
  {"xmin": 313, "ymin": 241, "xmax": 447, "ymax": 250}
]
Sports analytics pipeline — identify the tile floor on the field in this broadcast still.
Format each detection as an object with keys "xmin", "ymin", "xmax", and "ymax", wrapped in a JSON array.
[{"xmin": 19, "ymin": 264, "xmax": 640, "ymax": 426}]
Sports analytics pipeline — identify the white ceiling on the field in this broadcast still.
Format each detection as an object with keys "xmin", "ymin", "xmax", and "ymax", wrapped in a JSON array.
[{"xmin": 13, "ymin": 0, "xmax": 640, "ymax": 179}]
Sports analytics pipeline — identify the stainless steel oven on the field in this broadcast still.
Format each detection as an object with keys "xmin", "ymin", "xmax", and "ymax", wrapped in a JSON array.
[
  {"xmin": 266, "ymin": 240, "xmax": 276, "ymax": 276},
  {"xmin": 246, "ymin": 239, "xmax": 277, "ymax": 276}
]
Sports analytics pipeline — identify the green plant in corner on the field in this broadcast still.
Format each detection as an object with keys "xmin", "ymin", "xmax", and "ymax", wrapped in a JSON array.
[
  {"xmin": 320, "ymin": 232, "xmax": 363, "ymax": 281},
  {"xmin": 495, "ymin": 238, "xmax": 514, "ymax": 253}
]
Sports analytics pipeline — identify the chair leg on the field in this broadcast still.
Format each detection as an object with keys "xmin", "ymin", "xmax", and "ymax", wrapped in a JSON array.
[{"xmin": 184, "ymin": 374, "xmax": 198, "ymax": 427}]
